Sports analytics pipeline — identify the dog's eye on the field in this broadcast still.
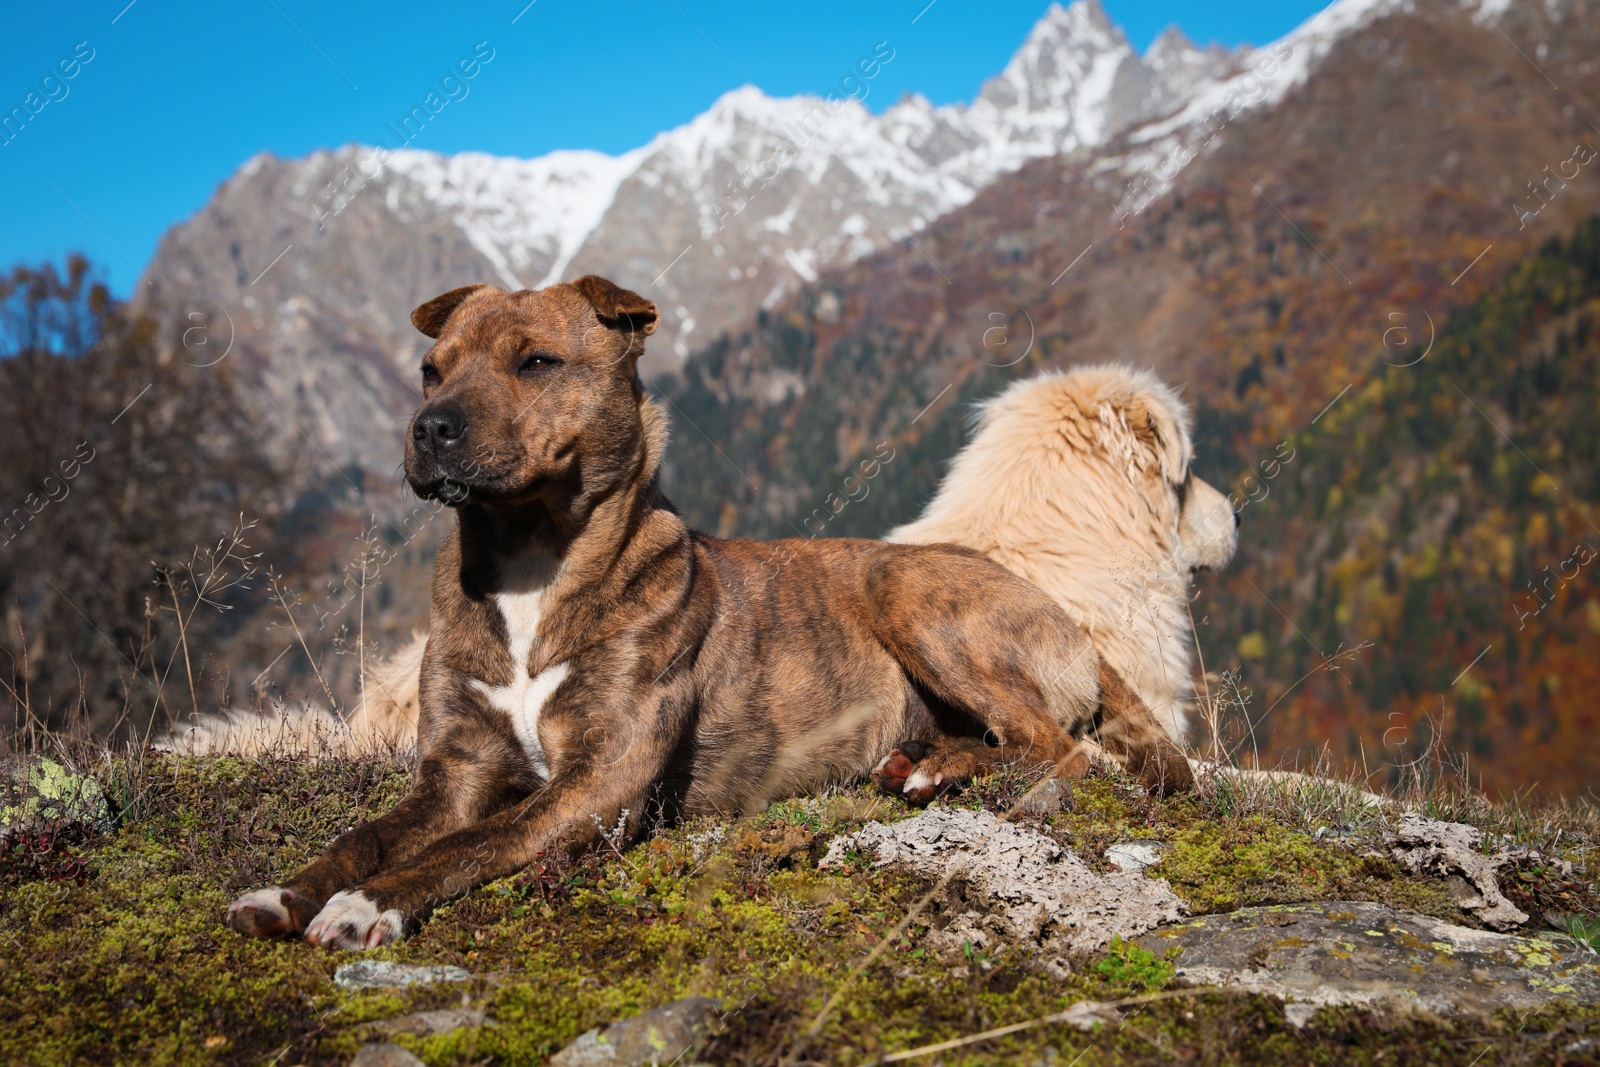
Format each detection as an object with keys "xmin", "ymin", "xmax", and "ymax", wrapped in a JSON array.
[
  {"xmin": 421, "ymin": 364, "xmax": 441, "ymax": 387},
  {"xmin": 518, "ymin": 352, "xmax": 562, "ymax": 376}
]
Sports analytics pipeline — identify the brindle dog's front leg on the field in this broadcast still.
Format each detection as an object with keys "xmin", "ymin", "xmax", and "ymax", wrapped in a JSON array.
[
  {"xmin": 227, "ymin": 723, "xmax": 537, "ymax": 940},
  {"xmin": 303, "ymin": 755, "xmax": 659, "ymax": 949}
]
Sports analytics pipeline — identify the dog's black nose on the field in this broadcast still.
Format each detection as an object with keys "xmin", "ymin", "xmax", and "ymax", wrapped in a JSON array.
[{"xmin": 413, "ymin": 407, "xmax": 467, "ymax": 450}]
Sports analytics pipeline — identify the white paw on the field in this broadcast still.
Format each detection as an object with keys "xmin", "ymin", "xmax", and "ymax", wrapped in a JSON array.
[
  {"xmin": 903, "ymin": 769, "xmax": 942, "ymax": 794},
  {"xmin": 227, "ymin": 886, "xmax": 291, "ymax": 934},
  {"xmin": 229, "ymin": 886, "xmax": 288, "ymax": 919},
  {"xmin": 304, "ymin": 890, "xmax": 406, "ymax": 950}
]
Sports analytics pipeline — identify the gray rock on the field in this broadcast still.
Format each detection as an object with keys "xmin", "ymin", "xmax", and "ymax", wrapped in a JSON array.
[
  {"xmin": 1104, "ymin": 841, "xmax": 1165, "ymax": 872},
  {"xmin": 1138, "ymin": 901, "xmax": 1600, "ymax": 1025},
  {"xmin": 334, "ymin": 960, "xmax": 471, "ymax": 991},
  {"xmin": 348, "ymin": 1043, "xmax": 426, "ymax": 1067},
  {"xmin": 374, "ymin": 1008, "xmax": 488, "ymax": 1036},
  {"xmin": 1443, "ymin": 873, "xmax": 1485, "ymax": 909},
  {"xmin": 549, "ymin": 996, "xmax": 722, "ymax": 1066},
  {"xmin": 821, "ymin": 807, "xmax": 1184, "ymax": 975},
  {"xmin": 1058, "ymin": 999, "xmax": 1123, "ymax": 1030},
  {"xmin": 1387, "ymin": 812, "xmax": 1529, "ymax": 929},
  {"xmin": 1017, "ymin": 777, "xmax": 1073, "ymax": 813},
  {"xmin": 1, "ymin": 758, "xmax": 114, "ymax": 835}
]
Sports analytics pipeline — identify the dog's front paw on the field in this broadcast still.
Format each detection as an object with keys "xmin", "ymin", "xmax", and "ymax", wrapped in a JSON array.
[
  {"xmin": 226, "ymin": 886, "xmax": 322, "ymax": 939},
  {"xmin": 304, "ymin": 890, "xmax": 406, "ymax": 950}
]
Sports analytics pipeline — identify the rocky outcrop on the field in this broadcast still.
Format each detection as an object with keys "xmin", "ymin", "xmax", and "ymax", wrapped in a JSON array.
[
  {"xmin": 549, "ymin": 996, "xmax": 722, "ymax": 1067},
  {"xmin": 1387, "ymin": 812, "xmax": 1531, "ymax": 931},
  {"xmin": 348, "ymin": 1045, "xmax": 426, "ymax": 1067},
  {"xmin": 821, "ymin": 806, "xmax": 1185, "ymax": 974},
  {"xmin": 333, "ymin": 960, "xmax": 471, "ymax": 991},
  {"xmin": 1138, "ymin": 901, "xmax": 1600, "ymax": 1026}
]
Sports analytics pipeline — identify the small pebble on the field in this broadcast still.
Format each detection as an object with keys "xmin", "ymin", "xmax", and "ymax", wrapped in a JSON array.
[
  {"xmin": 349, "ymin": 1044, "xmax": 426, "ymax": 1067},
  {"xmin": 334, "ymin": 960, "xmax": 471, "ymax": 991}
]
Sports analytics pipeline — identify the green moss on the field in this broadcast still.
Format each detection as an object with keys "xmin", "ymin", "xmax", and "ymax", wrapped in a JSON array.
[
  {"xmin": 1093, "ymin": 936, "xmax": 1175, "ymax": 993},
  {"xmin": 1151, "ymin": 816, "xmax": 1458, "ymax": 916}
]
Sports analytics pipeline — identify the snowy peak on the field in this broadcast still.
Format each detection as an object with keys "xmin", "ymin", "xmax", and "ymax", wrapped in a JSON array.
[
  {"xmin": 376, "ymin": 0, "xmax": 1229, "ymax": 322},
  {"xmin": 1144, "ymin": 26, "xmax": 1237, "ymax": 85},
  {"xmin": 980, "ymin": 0, "xmax": 1127, "ymax": 108},
  {"xmin": 1121, "ymin": 0, "xmax": 1424, "ymax": 157},
  {"xmin": 1144, "ymin": 24, "xmax": 1199, "ymax": 62},
  {"xmin": 972, "ymin": 0, "xmax": 1139, "ymax": 152},
  {"xmin": 638, "ymin": 84, "xmax": 887, "ymax": 196},
  {"xmin": 1141, "ymin": 26, "xmax": 1242, "ymax": 114},
  {"xmin": 383, "ymin": 147, "xmax": 644, "ymax": 289}
]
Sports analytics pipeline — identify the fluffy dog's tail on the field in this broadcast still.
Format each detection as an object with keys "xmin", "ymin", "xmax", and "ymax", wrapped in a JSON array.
[
  {"xmin": 1188, "ymin": 761, "xmax": 1390, "ymax": 809},
  {"xmin": 156, "ymin": 633, "xmax": 426, "ymax": 757}
]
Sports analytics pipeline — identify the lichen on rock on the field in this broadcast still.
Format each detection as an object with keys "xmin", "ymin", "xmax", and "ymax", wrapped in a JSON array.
[
  {"xmin": 549, "ymin": 996, "xmax": 721, "ymax": 1066},
  {"xmin": 1138, "ymin": 900, "xmax": 1600, "ymax": 1026},
  {"xmin": 335, "ymin": 961, "xmax": 473, "ymax": 992},
  {"xmin": 1, "ymin": 757, "xmax": 114, "ymax": 835}
]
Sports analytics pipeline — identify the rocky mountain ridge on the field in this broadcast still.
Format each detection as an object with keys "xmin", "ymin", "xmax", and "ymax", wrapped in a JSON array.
[{"xmin": 137, "ymin": 0, "xmax": 1398, "ymax": 475}]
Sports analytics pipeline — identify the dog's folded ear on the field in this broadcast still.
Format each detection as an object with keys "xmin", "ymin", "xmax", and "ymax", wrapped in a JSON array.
[
  {"xmin": 568, "ymin": 275, "xmax": 659, "ymax": 336},
  {"xmin": 1124, "ymin": 396, "xmax": 1192, "ymax": 487},
  {"xmin": 412, "ymin": 284, "xmax": 490, "ymax": 339}
]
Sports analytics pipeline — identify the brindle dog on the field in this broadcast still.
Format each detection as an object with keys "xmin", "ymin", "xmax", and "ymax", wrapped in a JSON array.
[{"xmin": 227, "ymin": 277, "xmax": 1192, "ymax": 949}]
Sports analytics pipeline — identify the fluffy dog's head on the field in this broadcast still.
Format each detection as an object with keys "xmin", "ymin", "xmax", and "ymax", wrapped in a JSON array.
[
  {"xmin": 1054, "ymin": 365, "xmax": 1238, "ymax": 577},
  {"xmin": 898, "ymin": 364, "xmax": 1237, "ymax": 578},
  {"xmin": 404, "ymin": 277, "xmax": 658, "ymax": 508}
]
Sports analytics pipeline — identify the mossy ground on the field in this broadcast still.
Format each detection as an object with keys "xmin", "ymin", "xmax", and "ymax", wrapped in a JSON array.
[{"xmin": 2, "ymin": 754, "xmax": 1597, "ymax": 1066}]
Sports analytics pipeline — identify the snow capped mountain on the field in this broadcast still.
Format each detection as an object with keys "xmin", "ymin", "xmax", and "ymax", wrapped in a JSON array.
[
  {"xmin": 382, "ymin": 148, "xmax": 645, "ymax": 291},
  {"xmin": 136, "ymin": 0, "xmax": 1376, "ymax": 473},
  {"xmin": 1142, "ymin": 27, "xmax": 1241, "ymax": 107},
  {"xmin": 320, "ymin": 1, "xmax": 1247, "ymax": 370},
  {"xmin": 1105, "ymin": 0, "xmax": 1462, "ymax": 218},
  {"xmin": 964, "ymin": 0, "xmax": 1153, "ymax": 158}
]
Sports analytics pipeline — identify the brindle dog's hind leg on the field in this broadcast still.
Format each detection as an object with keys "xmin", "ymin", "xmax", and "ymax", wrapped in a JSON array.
[
  {"xmin": 870, "ymin": 737, "xmax": 1003, "ymax": 803},
  {"xmin": 1087, "ymin": 659, "xmax": 1194, "ymax": 797},
  {"xmin": 863, "ymin": 548, "xmax": 1096, "ymax": 804}
]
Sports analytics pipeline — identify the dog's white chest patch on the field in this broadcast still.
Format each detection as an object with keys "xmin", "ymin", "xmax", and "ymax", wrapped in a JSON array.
[{"xmin": 470, "ymin": 553, "xmax": 567, "ymax": 778}]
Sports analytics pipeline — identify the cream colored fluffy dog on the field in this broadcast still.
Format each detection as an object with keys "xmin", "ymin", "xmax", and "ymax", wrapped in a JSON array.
[
  {"xmin": 168, "ymin": 363, "xmax": 1235, "ymax": 755},
  {"xmin": 889, "ymin": 364, "xmax": 1237, "ymax": 739}
]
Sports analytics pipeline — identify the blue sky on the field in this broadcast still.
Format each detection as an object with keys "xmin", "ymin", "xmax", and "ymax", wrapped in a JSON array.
[{"xmin": 2, "ymin": 0, "xmax": 1323, "ymax": 296}]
